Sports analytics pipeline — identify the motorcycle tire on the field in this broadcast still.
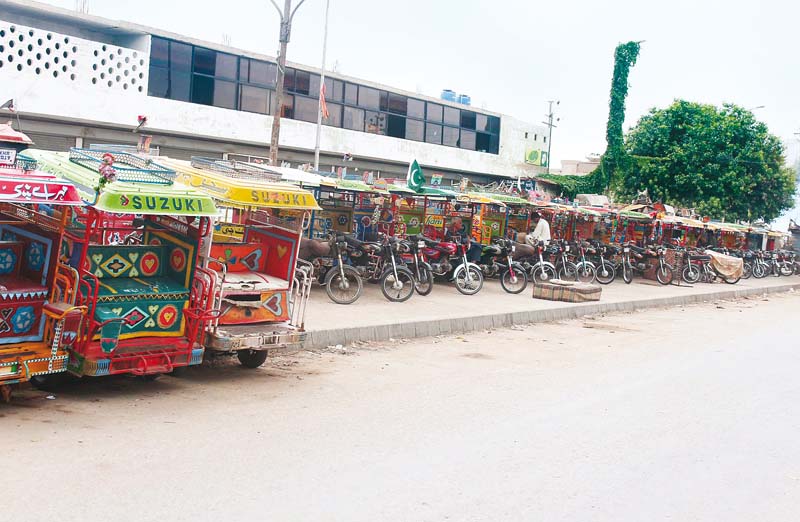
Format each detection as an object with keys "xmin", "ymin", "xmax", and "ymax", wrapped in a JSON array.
[
  {"xmin": 656, "ymin": 265, "xmax": 674, "ymax": 286},
  {"xmin": 779, "ymin": 262, "xmax": 794, "ymax": 277},
  {"xmin": 558, "ymin": 262, "xmax": 579, "ymax": 282},
  {"xmin": 622, "ymin": 263, "xmax": 633, "ymax": 284},
  {"xmin": 414, "ymin": 265, "xmax": 434, "ymax": 296},
  {"xmin": 682, "ymin": 264, "xmax": 701, "ymax": 284},
  {"xmin": 742, "ymin": 262, "xmax": 752, "ymax": 279},
  {"xmin": 531, "ymin": 264, "xmax": 557, "ymax": 284},
  {"xmin": 380, "ymin": 267, "xmax": 415, "ymax": 302},
  {"xmin": 575, "ymin": 263, "xmax": 596, "ymax": 284},
  {"xmin": 454, "ymin": 265, "xmax": 484, "ymax": 295},
  {"xmin": 500, "ymin": 266, "xmax": 528, "ymax": 294},
  {"xmin": 752, "ymin": 263, "xmax": 766, "ymax": 278},
  {"xmin": 721, "ymin": 273, "xmax": 741, "ymax": 285},
  {"xmin": 324, "ymin": 265, "xmax": 363, "ymax": 305},
  {"xmin": 595, "ymin": 261, "xmax": 616, "ymax": 285}
]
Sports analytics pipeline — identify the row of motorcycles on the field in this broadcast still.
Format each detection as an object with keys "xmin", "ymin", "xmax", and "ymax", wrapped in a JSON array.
[{"xmin": 303, "ymin": 233, "xmax": 800, "ymax": 304}]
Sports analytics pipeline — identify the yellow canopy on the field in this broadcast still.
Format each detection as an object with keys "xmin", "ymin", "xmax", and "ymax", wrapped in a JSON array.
[{"xmin": 160, "ymin": 158, "xmax": 320, "ymax": 210}]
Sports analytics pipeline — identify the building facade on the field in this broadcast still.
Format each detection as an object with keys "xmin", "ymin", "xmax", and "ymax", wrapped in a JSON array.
[{"xmin": 0, "ymin": 0, "xmax": 547, "ymax": 184}]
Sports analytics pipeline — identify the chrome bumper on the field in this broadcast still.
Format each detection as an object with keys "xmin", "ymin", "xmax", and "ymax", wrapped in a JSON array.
[{"xmin": 205, "ymin": 326, "xmax": 306, "ymax": 352}]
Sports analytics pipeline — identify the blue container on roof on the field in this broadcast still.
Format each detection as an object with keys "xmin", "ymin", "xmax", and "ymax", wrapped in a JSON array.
[
  {"xmin": 457, "ymin": 94, "xmax": 471, "ymax": 106},
  {"xmin": 440, "ymin": 89, "xmax": 456, "ymax": 103}
]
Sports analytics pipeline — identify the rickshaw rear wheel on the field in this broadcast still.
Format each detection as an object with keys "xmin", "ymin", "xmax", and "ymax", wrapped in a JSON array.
[
  {"xmin": 30, "ymin": 372, "xmax": 76, "ymax": 392},
  {"xmin": 237, "ymin": 349, "xmax": 269, "ymax": 368}
]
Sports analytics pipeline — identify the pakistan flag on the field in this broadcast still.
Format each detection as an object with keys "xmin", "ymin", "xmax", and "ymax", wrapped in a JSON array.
[{"xmin": 407, "ymin": 159, "xmax": 426, "ymax": 192}]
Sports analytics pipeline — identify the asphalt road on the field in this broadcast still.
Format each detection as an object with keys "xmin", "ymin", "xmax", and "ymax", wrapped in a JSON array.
[{"xmin": 3, "ymin": 292, "xmax": 799, "ymax": 521}]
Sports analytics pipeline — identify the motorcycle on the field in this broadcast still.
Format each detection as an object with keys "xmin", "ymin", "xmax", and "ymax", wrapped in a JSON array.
[
  {"xmin": 420, "ymin": 235, "xmax": 483, "ymax": 295},
  {"xmin": 479, "ymin": 238, "xmax": 528, "ymax": 294},
  {"xmin": 574, "ymin": 240, "xmax": 597, "ymax": 283},
  {"xmin": 527, "ymin": 241, "xmax": 557, "ymax": 284},
  {"xmin": 402, "ymin": 236, "xmax": 435, "ymax": 296},
  {"xmin": 593, "ymin": 242, "xmax": 620, "ymax": 285},
  {"xmin": 320, "ymin": 234, "xmax": 363, "ymax": 305},
  {"xmin": 621, "ymin": 242, "xmax": 674, "ymax": 285}
]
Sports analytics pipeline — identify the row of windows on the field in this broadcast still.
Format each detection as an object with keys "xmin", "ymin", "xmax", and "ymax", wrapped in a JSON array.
[{"xmin": 148, "ymin": 37, "xmax": 501, "ymax": 153}]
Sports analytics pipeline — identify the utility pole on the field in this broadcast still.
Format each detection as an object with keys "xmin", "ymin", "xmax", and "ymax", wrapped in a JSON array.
[
  {"xmin": 268, "ymin": 0, "xmax": 307, "ymax": 166},
  {"xmin": 313, "ymin": 0, "xmax": 331, "ymax": 171},
  {"xmin": 541, "ymin": 100, "xmax": 560, "ymax": 174}
]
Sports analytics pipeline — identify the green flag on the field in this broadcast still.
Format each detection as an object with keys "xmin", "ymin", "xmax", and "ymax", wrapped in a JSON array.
[{"xmin": 407, "ymin": 159, "xmax": 426, "ymax": 192}]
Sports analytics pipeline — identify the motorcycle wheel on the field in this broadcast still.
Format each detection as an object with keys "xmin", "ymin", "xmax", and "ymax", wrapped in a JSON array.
[
  {"xmin": 682, "ymin": 264, "xmax": 701, "ymax": 284},
  {"xmin": 558, "ymin": 262, "xmax": 578, "ymax": 281},
  {"xmin": 454, "ymin": 265, "xmax": 484, "ymax": 295},
  {"xmin": 380, "ymin": 267, "xmax": 415, "ymax": 302},
  {"xmin": 500, "ymin": 267, "xmax": 528, "ymax": 294},
  {"xmin": 575, "ymin": 263, "xmax": 596, "ymax": 284},
  {"xmin": 656, "ymin": 265, "xmax": 674, "ymax": 285},
  {"xmin": 414, "ymin": 266, "xmax": 434, "ymax": 296},
  {"xmin": 324, "ymin": 265, "xmax": 363, "ymax": 305},
  {"xmin": 595, "ymin": 261, "xmax": 616, "ymax": 285},
  {"xmin": 531, "ymin": 264, "xmax": 557, "ymax": 284},
  {"xmin": 752, "ymin": 263, "xmax": 766, "ymax": 278},
  {"xmin": 742, "ymin": 262, "xmax": 752, "ymax": 279},
  {"xmin": 779, "ymin": 262, "xmax": 794, "ymax": 277},
  {"xmin": 622, "ymin": 263, "xmax": 633, "ymax": 284}
]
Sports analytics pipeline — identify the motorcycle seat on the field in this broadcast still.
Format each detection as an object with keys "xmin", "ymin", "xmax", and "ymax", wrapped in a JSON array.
[{"xmin": 689, "ymin": 255, "xmax": 712, "ymax": 262}]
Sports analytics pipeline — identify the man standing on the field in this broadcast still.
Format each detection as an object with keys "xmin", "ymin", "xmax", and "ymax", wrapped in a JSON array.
[
  {"xmin": 526, "ymin": 211, "xmax": 551, "ymax": 246},
  {"xmin": 444, "ymin": 217, "xmax": 482, "ymax": 263}
]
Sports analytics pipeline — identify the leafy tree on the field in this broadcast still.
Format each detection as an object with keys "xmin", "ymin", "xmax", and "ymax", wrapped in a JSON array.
[{"xmin": 620, "ymin": 100, "xmax": 796, "ymax": 222}]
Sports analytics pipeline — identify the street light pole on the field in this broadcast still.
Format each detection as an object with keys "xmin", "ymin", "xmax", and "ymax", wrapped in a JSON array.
[
  {"xmin": 541, "ymin": 100, "xmax": 560, "ymax": 174},
  {"xmin": 313, "ymin": 0, "xmax": 331, "ymax": 172},
  {"xmin": 268, "ymin": 0, "xmax": 307, "ymax": 167}
]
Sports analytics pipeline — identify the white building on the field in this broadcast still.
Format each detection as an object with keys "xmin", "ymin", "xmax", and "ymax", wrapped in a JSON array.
[{"xmin": 0, "ymin": 0, "xmax": 548, "ymax": 185}]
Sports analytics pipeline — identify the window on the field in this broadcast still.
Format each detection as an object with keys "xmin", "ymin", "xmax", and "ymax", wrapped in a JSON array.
[
  {"xmin": 215, "ymin": 53, "xmax": 238, "ymax": 81},
  {"xmin": 425, "ymin": 123, "xmax": 442, "ymax": 144},
  {"xmin": 408, "ymin": 99, "xmax": 424, "ymax": 119},
  {"xmin": 358, "ymin": 87, "xmax": 380, "ymax": 109},
  {"xmin": 387, "ymin": 114, "xmax": 406, "ymax": 138},
  {"xmin": 281, "ymin": 94, "xmax": 294, "ymax": 118},
  {"xmin": 213, "ymin": 80, "xmax": 238, "ymax": 109},
  {"xmin": 488, "ymin": 116, "xmax": 501, "ymax": 134},
  {"xmin": 460, "ymin": 129, "xmax": 476, "ymax": 150},
  {"xmin": 283, "ymin": 68, "xmax": 295, "ymax": 91},
  {"xmin": 406, "ymin": 119, "xmax": 424, "ymax": 141},
  {"xmin": 365, "ymin": 111, "xmax": 386, "ymax": 135},
  {"xmin": 427, "ymin": 103, "xmax": 443, "ymax": 122},
  {"xmin": 443, "ymin": 126, "xmax": 459, "ymax": 147},
  {"xmin": 332, "ymin": 79, "xmax": 344, "ymax": 101},
  {"xmin": 489, "ymin": 134, "xmax": 500, "ymax": 154},
  {"xmin": 443, "ymin": 106, "xmax": 460, "ymax": 126},
  {"xmin": 345, "ymin": 83, "xmax": 358, "ymax": 105},
  {"xmin": 294, "ymin": 70, "xmax": 310, "ymax": 95},
  {"xmin": 249, "ymin": 60, "xmax": 276, "ymax": 86},
  {"xmin": 460, "ymin": 111, "xmax": 476, "ymax": 130},
  {"xmin": 343, "ymin": 106, "xmax": 364, "ymax": 131},
  {"xmin": 476, "ymin": 113, "xmax": 489, "ymax": 132},
  {"xmin": 240, "ymin": 85, "xmax": 269, "ymax": 114},
  {"xmin": 325, "ymin": 103, "xmax": 342, "ymax": 127},
  {"xmin": 191, "ymin": 74, "xmax": 214, "ymax": 105},
  {"xmin": 294, "ymin": 95, "xmax": 318, "ymax": 122},
  {"xmin": 387, "ymin": 93, "xmax": 407, "ymax": 115},
  {"xmin": 170, "ymin": 72, "xmax": 191, "ymax": 101},
  {"xmin": 150, "ymin": 37, "xmax": 169, "ymax": 68},
  {"xmin": 239, "ymin": 58, "xmax": 249, "ymax": 82},
  {"xmin": 543, "ymin": 135, "xmax": 547, "ymax": 143},
  {"xmin": 379, "ymin": 91, "xmax": 389, "ymax": 111},
  {"xmin": 148, "ymin": 66, "xmax": 168, "ymax": 97},
  {"xmin": 476, "ymin": 132, "xmax": 490, "ymax": 153},
  {"xmin": 193, "ymin": 47, "xmax": 216, "ymax": 75},
  {"xmin": 169, "ymin": 41, "xmax": 191, "ymax": 72}
]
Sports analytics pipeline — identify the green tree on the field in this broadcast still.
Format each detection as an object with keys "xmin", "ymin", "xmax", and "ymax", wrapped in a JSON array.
[{"xmin": 620, "ymin": 100, "xmax": 796, "ymax": 221}]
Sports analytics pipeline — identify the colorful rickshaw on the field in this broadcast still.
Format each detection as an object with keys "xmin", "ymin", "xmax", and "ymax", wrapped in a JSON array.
[
  {"xmin": 163, "ymin": 157, "xmax": 319, "ymax": 367},
  {"xmin": 26, "ymin": 149, "xmax": 219, "ymax": 379},
  {"xmin": 0, "ymin": 150, "xmax": 85, "ymax": 400}
]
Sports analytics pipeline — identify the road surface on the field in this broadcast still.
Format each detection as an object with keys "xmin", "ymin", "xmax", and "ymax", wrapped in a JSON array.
[{"xmin": 3, "ymin": 292, "xmax": 799, "ymax": 521}]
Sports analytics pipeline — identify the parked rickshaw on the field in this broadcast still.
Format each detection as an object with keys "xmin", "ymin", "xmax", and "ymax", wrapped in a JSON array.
[
  {"xmin": 0, "ymin": 151, "xmax": 86, "ymax": 400},
  {"xmin": 162, "ymin": 157, "xmax": 319, "ymax": 367},
  {"xmin": 25, "ymin": 149, "xmax": 219, "ymax": 380}
]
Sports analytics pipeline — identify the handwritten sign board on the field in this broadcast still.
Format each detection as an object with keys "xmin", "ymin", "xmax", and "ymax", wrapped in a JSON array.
[{"xmin": 0, "ymin": 149, "xmax": 17, "ymax": 166}]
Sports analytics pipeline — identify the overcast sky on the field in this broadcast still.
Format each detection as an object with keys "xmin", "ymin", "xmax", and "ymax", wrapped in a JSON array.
[{"xmin": 41, "ymin": 0, "xmax": 800, "ymax": 167}]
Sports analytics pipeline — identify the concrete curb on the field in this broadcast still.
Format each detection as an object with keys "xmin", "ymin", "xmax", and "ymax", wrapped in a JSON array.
[{"xmin": 303, "ymin": 282, "xmax": 800, "ymax": 349}]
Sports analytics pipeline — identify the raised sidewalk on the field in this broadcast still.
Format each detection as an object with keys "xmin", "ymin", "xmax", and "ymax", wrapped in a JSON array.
[{"xmin": 302, "ymin": 277, "xmax": 799, "ymax": 348}]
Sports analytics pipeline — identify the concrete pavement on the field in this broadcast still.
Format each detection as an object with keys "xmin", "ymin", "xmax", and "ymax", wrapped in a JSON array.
[{"xmin": 303, "ymin": 276, "xmax": 800, "ymax": 348}]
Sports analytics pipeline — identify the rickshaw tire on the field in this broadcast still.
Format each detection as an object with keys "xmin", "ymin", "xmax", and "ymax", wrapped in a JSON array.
[{"xmin": 237, "ymin": 349, "xmax": 269, "ymax": 368}]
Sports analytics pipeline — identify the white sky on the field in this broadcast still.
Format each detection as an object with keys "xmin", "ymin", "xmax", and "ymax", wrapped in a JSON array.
[{"xmin": 39, "ymin": 0, "xmax": 800, "ymax": 167}]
